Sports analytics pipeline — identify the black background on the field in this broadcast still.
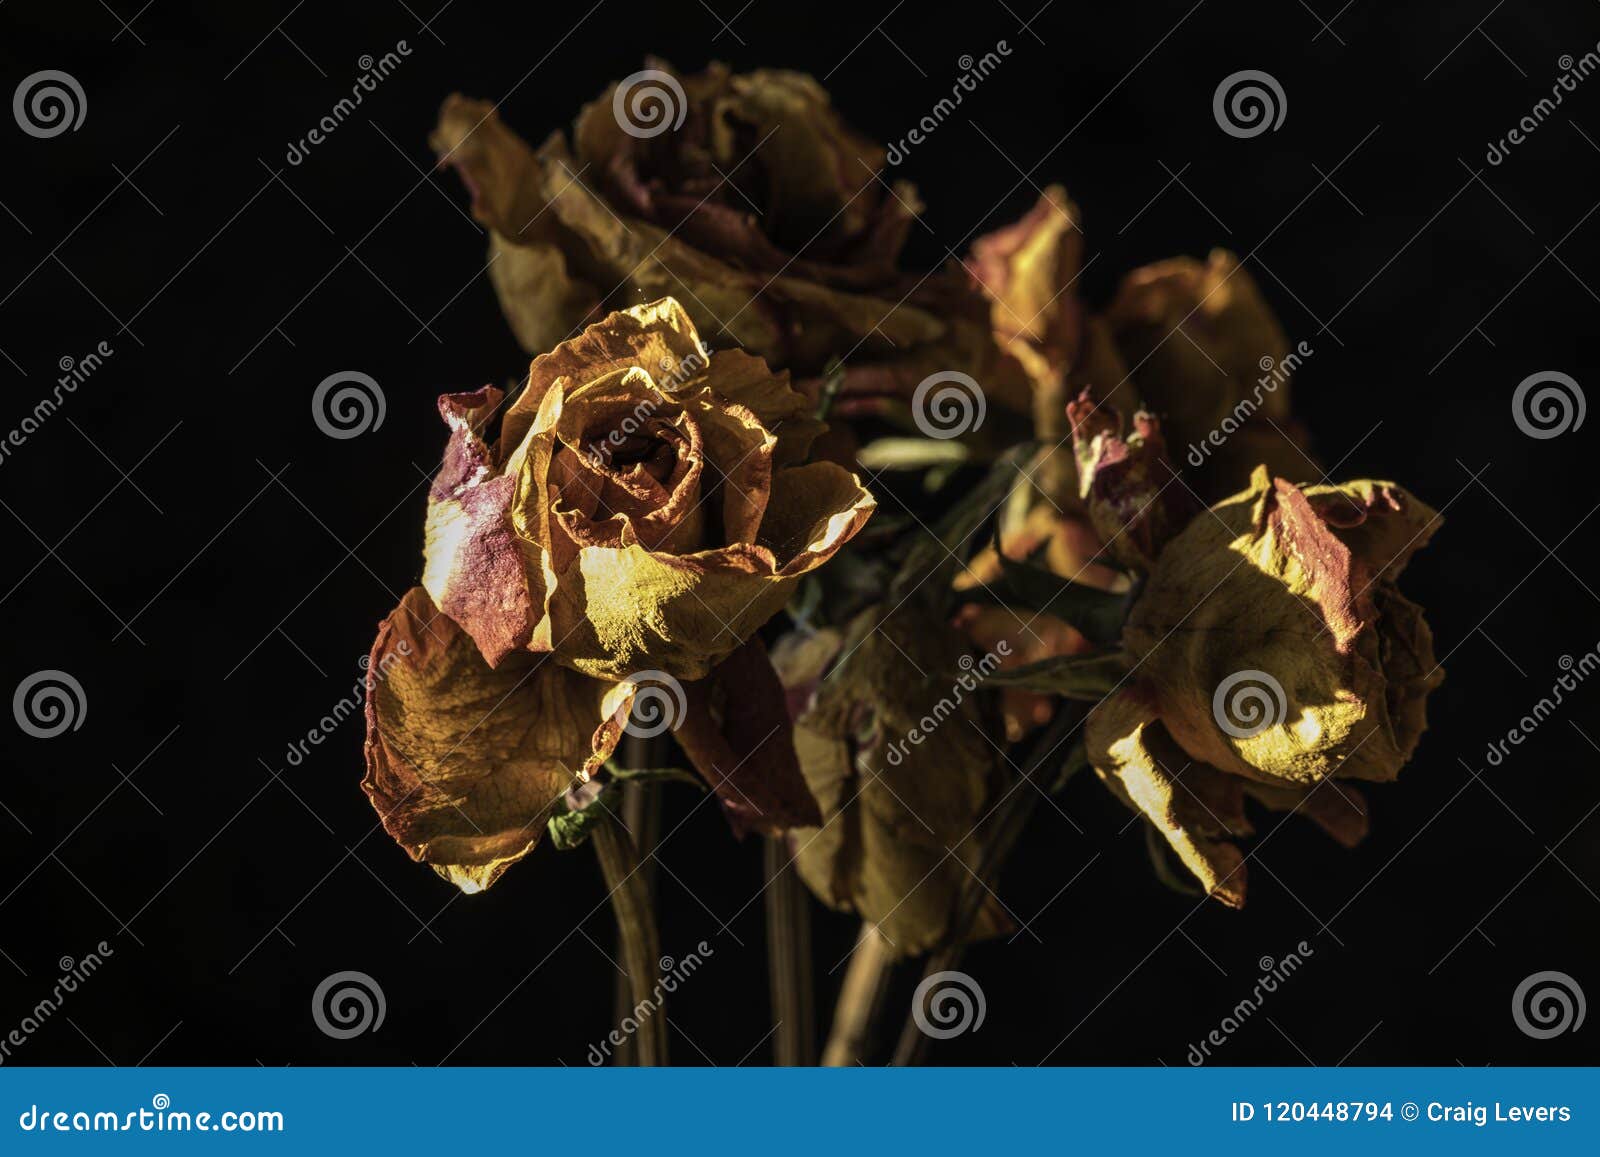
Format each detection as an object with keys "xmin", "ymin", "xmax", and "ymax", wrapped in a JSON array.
[{"xmin": 1, "ymin": 0, "xmax": 1597, "ymax": 1067}]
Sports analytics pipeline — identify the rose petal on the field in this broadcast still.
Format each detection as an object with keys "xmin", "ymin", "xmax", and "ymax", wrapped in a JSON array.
[
  {"xmin": 422, "ymin": 387, "xmax": 539, "ymax": 667},
  {"xmin": 671, "ymin": 636, "xmax": 823, "ymax": 836},
  {"xmin": 362, "ymin": 588, "xmax": 629, "ymax": 893},
  {"xmin": 1086, "ymin": 690, "xmax": 1249, "ymax": 908}
]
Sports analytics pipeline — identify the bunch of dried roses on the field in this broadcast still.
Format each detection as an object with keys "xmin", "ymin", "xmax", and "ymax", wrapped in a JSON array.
[{"xmin": 361, "ymin": 62, "xmax": 1443, "ymax": 1065}]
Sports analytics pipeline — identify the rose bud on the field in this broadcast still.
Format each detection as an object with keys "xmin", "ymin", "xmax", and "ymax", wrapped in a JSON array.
[
  {"xmin": 1106, "ymin": 250, "xmax": 1315, "ymax": 498},
  {"xmin": 1067, "ymin": 389, "xmax": 1198, "ymax": 573},
  {"xmin": 430, "ymin": 68, "xmax": 1025, "ymax": 419},
  {"xmin": 1085, "ymin": 464, "xmax": 1444, "ymax": 906},
  {"xmin": 771, "ymin": 607, "xmax": 1010, "ymax": 957},
  {"xmin": 966, "ymin": 189, "xmax": 1143, "ymax": 501}
]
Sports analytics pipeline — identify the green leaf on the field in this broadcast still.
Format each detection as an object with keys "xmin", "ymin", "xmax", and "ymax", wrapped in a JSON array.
[
  {"xmin": 969, "ymin": 547, "xmax": 1134, "ymax": 647},
  {"xmin": 1050, "ymin": 738, "xmax": 1091, "ymax": 795},
  {"xmin": 815, "ymin": 357, "xmax": 846, "ymax": 422},
  {"xmin": 984, "ymin": 649, "xmax": 1134, "ymax": 700},
  {"xmin": 891, "ymin": 444, "xmax": 1036, "ymax": 609},
  {"xmin": 610, "ymin": 765, "xmax": 702, "ymax": 788},
  {"xmin": 856, "ymin": 437, "xmax": 972, "ymax": 472},
  {"xmin": 548, "ymin": 790, "xmax": 617, "ymax": 851},
  {"xmin": 547, "ymin": 765, "xmax": 700, "ymax": 850}
]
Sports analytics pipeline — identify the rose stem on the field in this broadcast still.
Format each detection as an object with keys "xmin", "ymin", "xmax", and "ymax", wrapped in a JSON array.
[
  {"xmin": 763, "ymin": 837, "xmax": 816, "ymax": 1065},
  {"xmin": 592, "ymin": 810, "xmax": 669, "ymax": 1066},
  {"xmin": 1031, "ymin": 366, "xmax": 1074, "ymax": 507},
  {"xmin": 610, "ymin": 735, "xmax": 664, "ymax": 1065},
  {"xmin": 820, "ymin": 923, "xmax": 894, "ymax": 1066},
  {"xmin": 891, "ymin": 701, "xmax": 1088, "ymax": 1066}
]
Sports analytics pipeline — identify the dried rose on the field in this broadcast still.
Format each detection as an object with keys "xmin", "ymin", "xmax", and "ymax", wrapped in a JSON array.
[
  {"xmin": 967, "ymin": 185, "xmax": 1085, "ymax": 389},
  {"xmin": 773, "ymin": 607, "xmax": 1010, "ymax": 957},
  {"xmin": 1067, "ymin": 389, "xmax": 1198, "ymax": 573},
  {"xmin": 1106, "ymin": 250, "xmax": 1314, "ymax": 496},
  {"xmin": 362, "ymin": 587, "xmax": 631, "ymax": 892},
  {"xmin": 430, "ymin": 68, "xmax": 1025, "ymax": 417},
  {"xmin": 1086, "ymin": 465, "xmax": 1444, "ymax": 906},
  {"xmin": 421, "ymin": 297, "xmax": 873, "ymax": 682}
]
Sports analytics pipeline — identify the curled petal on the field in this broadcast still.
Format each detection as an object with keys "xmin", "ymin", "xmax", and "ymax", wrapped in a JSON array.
[
  {"xmin": 362, "ymin": 588, "xmax": 627, "ymax": 893},
  {"xmin": 1067, "ymin": 390, "xmax": 1197, "ymax": 571},
  {"xmin": 422, "ymin": 386, "xmax": 540, "ymax": 667},
  {"xmin": 1087, "ymin": 690, "xmax": 1249, "ymax": 908}
]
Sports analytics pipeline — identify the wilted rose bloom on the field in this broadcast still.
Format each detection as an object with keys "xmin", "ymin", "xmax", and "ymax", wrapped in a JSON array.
[
  {"xmin": 431, "ymin": 65, "xmax": 1025, "ymax": 416},
  {"xmin": 364, "ymin": 298, "xmax": 875, "ymax": 888},
  {"xmin": 1106, "ymin": 249, "xmax": 1315, "ymax": 497},
  {"xmin": 422, "ymin": 297, "xmax": 872, "ymax": 681},
  {"xmin": 772, "ymin": 607, "xmax": 1009, "ymax": 957},
  {"xmin": 1085, "ymin": 463, "xmax": 1444, "ymax": 907},
  {"xmin": 969, "ymin": 193, "xmax": 1314, "ymax": 505}
]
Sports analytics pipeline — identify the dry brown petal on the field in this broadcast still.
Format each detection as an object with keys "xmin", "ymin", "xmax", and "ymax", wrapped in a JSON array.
[
  {"xmin": 672, "ymin": 636, "xmax": 823, "ymax": 836},
  {"xmin": 1124, "ymin": 467, "xmax": 1443, "ymax": 788},
  {"xmin": 362, "ymin": 588, "xmax": 629, "ymax": 893},
  {"xmin": 786, "ymin": 607, "xmax": 1008, "ymax": 957},
  {"xmin": 421, "ymin": 299, "xmax": 875, "ymax": 682}
]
